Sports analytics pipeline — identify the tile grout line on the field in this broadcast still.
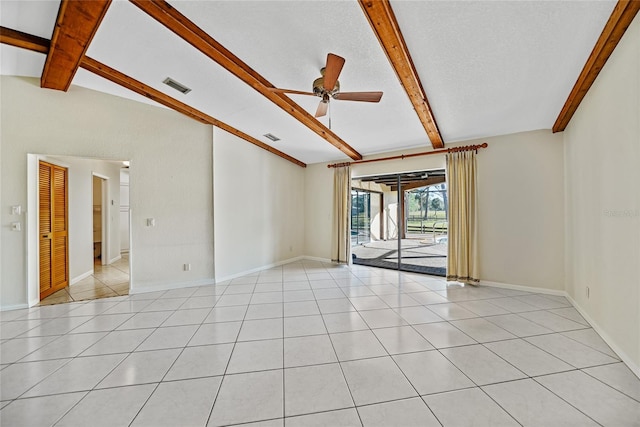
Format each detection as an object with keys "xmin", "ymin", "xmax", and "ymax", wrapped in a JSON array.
[
  {"xmin": 204, "ymin": 275, "xmax": 255, "ymax": 427},
  {"xmin": 128, "ymin": 286, "xmax": 218, "ymax": 426},
  {"xmin": 530, "ymin": 375, "xmax": 605, "ymax": 426},
  {"xmin": 309, "ymin": 264, "xmax": 364, "ymax": 427},
  {"xmin": 2, "ymin": 261, "xmax": 638, "ymax": 426}
]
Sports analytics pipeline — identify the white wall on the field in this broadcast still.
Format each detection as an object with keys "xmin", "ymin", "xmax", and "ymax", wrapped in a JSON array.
[
  {"xmin": 304, "ymin": 163, "xmax": 334, "ymax": 261},
  {"xmin": 383, "ymin": 191, "xmax": 398, "ymax": 240},
  {"xmin": 476, "ymin": 130, "xmax": 564, "ymax": 291},
  {"xmin": 213, "ymin": 128, "xmax": 305, "ymax": 281},
  {"xmin": 370, "ymin": 192, "xmax": 382, "ymax": 241},
  {"xmin": 1, "ymin": 76, "xmax": 214, "ymax": 308},
  {"xmin": 563, "ymin": 15, "xmax": 640, "ymax": 373},
  {"xmin": 45, "ymin": 156, "xmax": 121, "ymax": 283},
  {"xmin": 304, "ymin": 129, "xmax": 565, "ymax": 290}
]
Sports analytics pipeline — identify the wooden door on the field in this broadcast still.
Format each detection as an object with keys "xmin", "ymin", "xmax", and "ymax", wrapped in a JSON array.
[{"xmin": 39, "ymin": 161, "xmax": 69, "ymax": 299}]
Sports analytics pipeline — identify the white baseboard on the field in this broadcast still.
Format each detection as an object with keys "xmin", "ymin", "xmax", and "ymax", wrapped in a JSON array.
[
  {"xmin": 120, "ymin": 249, "xmax": 129, "ymax": 255},
  {"xmin": 302, "ymin": 256, "xmax": 334, "ymax": 264},
  {"xmin": 215, "ymin": 256, "xmax": 305, "ymax": 283},
  {"xmin": 482, "ymin": 280, "xmax": 639, "ymax": 378},
  {"xmin": 71, "ymin": 269, "xmax": 94, "ymax": 285},
  {"xmin": 565, "ymin": 293, "xmax": 640, "ymax": 379},
  {"xmin": 129, "ymin": 278, "xmax": 216, "ymax": 295},
  {"xmin": 0, "ymin": 303, "xmax": 30, "ymax": 312},
  {"xmin": 109, "ymin": 255, "xmax": 122, "ymax": 264},
  {"xmin": 480, "ymin": 280, "xmax": 567, "ymax": 296}
]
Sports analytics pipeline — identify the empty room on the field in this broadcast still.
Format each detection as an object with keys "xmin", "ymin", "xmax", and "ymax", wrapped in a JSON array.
[{"xmin": 1, "ymin": 0, "xmax": 639, "ymax": 426}]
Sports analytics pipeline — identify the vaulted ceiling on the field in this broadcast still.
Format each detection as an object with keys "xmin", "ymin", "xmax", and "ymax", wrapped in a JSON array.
[{"xmin": 0, "ymin": 0, "xmax": 633, "ymax": 166}]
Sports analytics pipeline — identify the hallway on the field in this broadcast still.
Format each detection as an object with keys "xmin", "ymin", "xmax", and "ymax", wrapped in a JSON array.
[{"xmin": 39, "ymin": 255, "xmax": 129, "ymax": 305}]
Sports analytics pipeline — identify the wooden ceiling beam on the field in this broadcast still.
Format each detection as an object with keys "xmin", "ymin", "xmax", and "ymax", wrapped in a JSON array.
[
  {"xmin": 130, "ymin": 0, "xmax": 363, "ymax": 160},
  {"xmin": 0, "ymin": 27, "xmax": 49, "ymax": 53},
  {"xmin": 41, "ymin": 0, "xmax": 111, "ymax": 91},
  {"xmin": 397, "ymin": 177, "xmax": 446, "ymax": 192},
  {"xmin": 80, "ymin": 57, "xmax": 307, "ymax": 167},
  {"xmin": 553, "ymin": 0, "xmax": 640, "ymax": 132},
  {"xmin": 359, "ymin": 0, "xmax": 444, "ymax": 149},
  {"xmin": 0, "ymin": 26, "xmax": 306, "ymax": 168}
]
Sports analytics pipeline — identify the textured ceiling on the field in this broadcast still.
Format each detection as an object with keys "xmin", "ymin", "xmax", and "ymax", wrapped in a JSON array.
[{"xmin": 0, "ymin": 0, "xmax": 617, "ymax": 164}]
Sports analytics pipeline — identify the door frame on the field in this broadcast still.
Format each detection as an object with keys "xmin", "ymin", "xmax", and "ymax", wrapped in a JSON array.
[
  {"xmin": 27, "ymin": 155, "xmax": 71, "ymax": 306},
  {"xmin": 92, "ymin": 172, "xmax": 110, "ymax": 266},
  {"xmin": 26, "ymin": 155, "xmax": 130, "ymax": 307}
]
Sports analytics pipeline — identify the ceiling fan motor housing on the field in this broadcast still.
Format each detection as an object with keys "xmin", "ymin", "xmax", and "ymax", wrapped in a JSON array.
[{"xmin": 313, "ymin": 73, "xmax": 340, "ymax": 98}]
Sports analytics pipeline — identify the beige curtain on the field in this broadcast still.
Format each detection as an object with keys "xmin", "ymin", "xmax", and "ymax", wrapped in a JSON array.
[
  {"xmin": 331, "ymin": 165, "xmax": 351, "ymax": 263},
  {"xmin": 446, "ymin": 150, "xmax": 479, "ymax": 284}
]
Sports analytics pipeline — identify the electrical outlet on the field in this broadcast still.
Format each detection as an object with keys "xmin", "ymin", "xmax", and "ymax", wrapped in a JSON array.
[
  {"xmin": 183, "ymin": 263, "xmax": 191, "ymax": 271},
  {"xmin": 586, "ymin": 286, "xmax": 590, "ymax": 299}
]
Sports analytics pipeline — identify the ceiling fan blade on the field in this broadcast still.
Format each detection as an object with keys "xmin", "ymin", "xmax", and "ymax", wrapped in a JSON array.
[
  {"xmin": 315, "ymin": 100, "xmax": 329, "ymax": 117},
  {"xmin": 323, "ymin": 53, "xmax": 345, "ymax": 91},
  {"xmin": 269, "ymin": 88, "xmax": 316, "ymax": 96},
  {"xmin": 334, "ymin": 91, "xmax": 383, "ymax": 102}
]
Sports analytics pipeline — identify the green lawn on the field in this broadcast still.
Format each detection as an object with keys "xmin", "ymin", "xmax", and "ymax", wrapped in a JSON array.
[{"xmin": 407, "ymin": 211, "xmax": 447, "ymax": 233}]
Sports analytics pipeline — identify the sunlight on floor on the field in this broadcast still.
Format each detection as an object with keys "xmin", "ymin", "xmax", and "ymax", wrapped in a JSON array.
[{"xmin": 39, "ymin": 255, "xmax": 129, "ymax": 306}]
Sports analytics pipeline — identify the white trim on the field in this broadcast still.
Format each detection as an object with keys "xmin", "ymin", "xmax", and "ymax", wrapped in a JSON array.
[
  {"xmin": 215, "ymin": 256, "xmax": 305, "ymax": 283},
  {"xmin": 128, "ymin": 208, "xmax": 133, "ymax": 287},
  {"xmin": 70, "ymin": 269, "xmax": 94, "ymax": 285},
  {"xmin": 303, "ymin": 256, "xmax": 334, "ymax": 264},
  {"xmin": 565, "ymin": 293, "xmax": 640, "ymax": 379},
  {"xmin": 480, "ymin": 280, "xmax": 567, "ymax": 296},
  {"xmin": 27, "ymin": 154, "xmax": 39, "ymax": 307},
  {"xmin": 27, "ymin": 155, "xmax": 73, "ymax": 308},
  {"xmin": 0, "ymin": 303, "xmax": 30, "ymax": 312},
  {"xmin": 109, "ymin": 255, "xmax": 122, "ymax": 264},
  {"xmin": 129, "ymin": 278, "xmax": 216, "ymax": 295},
  {"xmin": 481, "ymin": 279, "xmax": 639, "ymax": 378},
  {"xmin": 92, "ymin": 173, "xmax": 110, "ymax": 266}
]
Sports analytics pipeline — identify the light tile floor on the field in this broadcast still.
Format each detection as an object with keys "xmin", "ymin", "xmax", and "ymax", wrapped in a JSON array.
[
  {"xmin": 1, "ymin": 260, "xmax": 639, "ymax": 426},
  {"xmin": 39, "ymin": 256, "xmax": 130, "ymax": 305}
]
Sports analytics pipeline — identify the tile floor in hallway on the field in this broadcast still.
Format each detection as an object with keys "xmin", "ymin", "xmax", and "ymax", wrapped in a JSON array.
[
  {"xmin": 39, "ymin": 255, "xmax": 130, "ymax": 306},
  {"xmin": 1, "ymin": 260, "xmax": 639, "ymax": 426}
]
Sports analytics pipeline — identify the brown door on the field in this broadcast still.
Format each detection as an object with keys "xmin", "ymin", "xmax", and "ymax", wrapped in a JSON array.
[{"xmin": 39, "ymin": 161, "xmax": 69, "ymax": 299}]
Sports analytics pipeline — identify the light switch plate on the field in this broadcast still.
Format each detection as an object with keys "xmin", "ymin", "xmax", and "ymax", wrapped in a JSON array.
[{"xmin": 11, "ymin": 205, "xmax": 22, "ymax": 215}]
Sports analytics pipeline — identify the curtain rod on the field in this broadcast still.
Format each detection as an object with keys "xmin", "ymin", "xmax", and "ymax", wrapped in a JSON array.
[{"xmin": 327, "ymin": 143, "xmax": 488, "ymax": 169}]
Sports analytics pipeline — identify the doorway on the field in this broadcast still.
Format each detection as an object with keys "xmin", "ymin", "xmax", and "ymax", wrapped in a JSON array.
[
  {"xmin": 92, "ymin": 174, "xmax": 107, "ymax": 266},
  {"xmin": 351, "ymin": 170, "xmax": 448, "ymax": 276},
  {"xmin": 28, "ymin": 155, "xmax": 132, "ymax": 306}
]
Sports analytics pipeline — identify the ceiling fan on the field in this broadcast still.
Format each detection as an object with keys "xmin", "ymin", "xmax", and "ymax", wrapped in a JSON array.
[{"xmin": 269, "ymin": 53, "xmax": 383, "ymax": 118}]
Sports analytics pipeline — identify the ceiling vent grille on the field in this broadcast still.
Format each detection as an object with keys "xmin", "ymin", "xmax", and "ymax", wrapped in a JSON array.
[
  {"xmin": 163, "ymin": 77, "xmax": 191, "ymax": 94},
  {"xmin": 263, "ymin": 133, "xmax": 281, "ymax": 142}
]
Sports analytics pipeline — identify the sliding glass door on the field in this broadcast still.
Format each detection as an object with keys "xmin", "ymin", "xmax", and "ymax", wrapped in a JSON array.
[
  {"xmin": 401, "ymin": 182, "xmax": 448, "ymax": 275},
  {"xmin": 351, "ymin": 171, "xmax": 447, "ymax": 276},
  {"xmin": 351, "ymin": 189, "xmax": 371, "ymax": 246}
]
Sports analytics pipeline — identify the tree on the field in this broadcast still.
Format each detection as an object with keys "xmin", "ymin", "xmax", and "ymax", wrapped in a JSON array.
[
  {"xmin": 440, "ymin": 183, "xmax": 448, "ymax": 219},
  {"xmin": 430, "ymin": 197, "xmax": 442, "ymax": 212}
]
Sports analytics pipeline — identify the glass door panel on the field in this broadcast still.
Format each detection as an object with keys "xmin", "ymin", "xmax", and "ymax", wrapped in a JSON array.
[{"xmin": 400, "ymin": 182, "xmax": 448, "ymax": 275}]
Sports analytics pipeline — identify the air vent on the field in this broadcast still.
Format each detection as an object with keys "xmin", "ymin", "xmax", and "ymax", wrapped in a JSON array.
[
  {"xmin": 163, "ymin": 77, "xmax": 191, "ymax": 94},
  {"xmin": 263, "ymin": 133, "xmax": 281, "ymax": 142}
]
